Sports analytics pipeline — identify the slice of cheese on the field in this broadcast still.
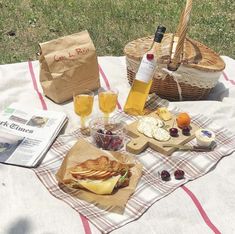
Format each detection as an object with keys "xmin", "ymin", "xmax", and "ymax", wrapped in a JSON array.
[
  {"xmin": 77, "ymin": 175, "xmax": 121, "ymax": 195},
  {"xmin": 143, "ymin": 125, "xmax": 153, "ymax": 138},
  {"xmin": 143, "ymin": 116, "xmax": 158, "ymax": 125},
  {"xmin": 155, "ymin": 118, "xmax": 164, "ymax": 128},
  {"xmin": 152, "ymin": 127, "xmax": 170, "ymax": 141},
  {"xmin": 137, "ymin": 121, "xmax": 149, "ymax": 134},
  {"xmin": 157, "ymin": 107, "xmax": 172, "ymax": 121},
  {"xmin": 137, "ymin": 116, "xmax": 163, "ymax": 135},
  {"xmin": 143, "ymin": 116, "xmax": 163, "ymax": 127}
]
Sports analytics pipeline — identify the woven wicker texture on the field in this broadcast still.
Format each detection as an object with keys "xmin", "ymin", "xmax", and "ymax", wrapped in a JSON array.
[{"xmin": 124, "ymin": 0, "xmax": 225, "ymax": 101}]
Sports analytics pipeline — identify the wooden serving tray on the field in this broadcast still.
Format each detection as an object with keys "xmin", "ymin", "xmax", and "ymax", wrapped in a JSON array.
[{"xmin": 125, "ymin": 112, "xmax": 199, "ymax": 155}]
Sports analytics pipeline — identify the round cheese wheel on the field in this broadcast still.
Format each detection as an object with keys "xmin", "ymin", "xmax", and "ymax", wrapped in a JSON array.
[
  {"xmin": 137, "ymin": 121, "xmax": 149, "ymax": 134},
  {"xmin": 152, "ymin": 127, "xmax": 170, "ymax": 142},
  {"xmin": 143, "ymin": 125, "xmax": 153, "ymax": 138},
  {"xmin": 143, "ymin": 116, "xmax": 163, "ymax": 127}
]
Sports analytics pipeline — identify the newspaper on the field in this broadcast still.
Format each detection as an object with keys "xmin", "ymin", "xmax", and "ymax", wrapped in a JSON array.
[{"xmin": 0, "ymin": 103, "xmax": 68, "ymax": 167}]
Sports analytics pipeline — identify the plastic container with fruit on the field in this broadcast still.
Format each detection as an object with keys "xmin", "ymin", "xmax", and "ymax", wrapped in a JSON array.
[{"xmin": 89, "ymin": 117, "xmax": 126, "ymax": 151}]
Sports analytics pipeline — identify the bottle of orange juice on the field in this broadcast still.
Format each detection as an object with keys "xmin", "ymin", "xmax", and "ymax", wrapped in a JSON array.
[{"xmin": 124, "ymin": 25, "xmax": 166, "ymax": 115}]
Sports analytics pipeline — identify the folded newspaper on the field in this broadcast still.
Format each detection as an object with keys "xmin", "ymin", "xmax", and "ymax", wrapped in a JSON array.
[{"xmin": 0, "ymin": 103, "xmax": 67, "ymax": 167}]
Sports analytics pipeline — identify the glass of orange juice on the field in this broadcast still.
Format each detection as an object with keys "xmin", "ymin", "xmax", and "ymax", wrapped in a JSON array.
[
  {"xmin": 73, "ymin": 90, "xmax": 94, "ymax": 130},
  {"xmin": 98, "ymin": 87, "xmax": 118, "ymax": 120}
]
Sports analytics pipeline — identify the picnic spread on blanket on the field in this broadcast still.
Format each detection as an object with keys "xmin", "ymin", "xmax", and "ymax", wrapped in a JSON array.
[{"xmin": 1, "ymin": 1, "xmax": 235, "ymax": 234}]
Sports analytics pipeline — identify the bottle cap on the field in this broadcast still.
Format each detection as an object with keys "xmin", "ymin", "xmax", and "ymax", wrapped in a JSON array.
[{"xmin": 154, "ymin": 25, "xmax": 166, "ymax": 42}]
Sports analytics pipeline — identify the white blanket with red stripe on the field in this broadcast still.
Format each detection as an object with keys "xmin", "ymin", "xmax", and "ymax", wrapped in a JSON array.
[{"xmin": 0, "ymin": 55, "xmax": 235, "ymax": 234}]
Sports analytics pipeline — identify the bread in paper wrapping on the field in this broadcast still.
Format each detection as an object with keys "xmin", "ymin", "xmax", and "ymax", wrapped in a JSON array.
[{"xmin": 56, "ymin": 139, "xmax": 143, "ymax": 214}]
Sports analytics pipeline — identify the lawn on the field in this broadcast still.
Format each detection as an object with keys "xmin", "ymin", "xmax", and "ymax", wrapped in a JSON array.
[{"xmin": 0, "ymin": 0, "xmax": 234, "ymax": 64}]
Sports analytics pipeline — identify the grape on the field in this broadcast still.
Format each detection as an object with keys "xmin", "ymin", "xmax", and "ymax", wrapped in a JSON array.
[
  {"xmin": 94, "ymin": 133, "xmax": 104, "ymax": 148},
  {"xmin": 102, "ymin": 135, "xmax": 112, "ymax": 150},
  {"xmin": 95, "ymin": 129, "xmax": 123, "ymax": 150},
  {"xmin": 174, "ymin": 169, "xmax": 185, "ymax": 180},
  {"xmin": 182, "ymin": 127, "xmax": 190, "ymax": 136},
  {"xmin": 106, "ymin": 130, "xmax": 113, "ymax": 135},
  {"xmin": 169, "ymin": 128, "xmax": 178, "ymax": 137},
  {"xmin": 109, "ymin": 137, "xmax": 123, "ymax": 151},
  {"xmin": 160, "ymin": 170, "xmax": 171, "ymax": 181},
  {"xmin": 97, "ymin": 129, "xmax": 104, "ymax": 134}
]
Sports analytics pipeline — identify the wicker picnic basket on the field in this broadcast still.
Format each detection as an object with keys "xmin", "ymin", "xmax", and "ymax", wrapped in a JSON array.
[{"xmin": 124, "ymin": 0, "xmax": 225, "ymax": 101}]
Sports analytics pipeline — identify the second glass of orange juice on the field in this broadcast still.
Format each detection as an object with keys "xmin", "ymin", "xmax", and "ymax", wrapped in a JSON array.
[
  {"xmin": 98, "ymin": 87, "xmax": 118, "ymax": 119},
  {"xmin": 73, "ymin": 90, "xmax": 94, "ymax": 130}
]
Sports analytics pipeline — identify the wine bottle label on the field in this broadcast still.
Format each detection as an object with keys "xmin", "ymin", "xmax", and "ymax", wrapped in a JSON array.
[{"xmin": 135, "ymin": 54, "xmax": 156, "ymax": 83}]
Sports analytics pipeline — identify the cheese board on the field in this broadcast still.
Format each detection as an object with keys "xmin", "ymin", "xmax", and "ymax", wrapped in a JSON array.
[{"xmin": 125, "ymin": 111, "xmax": 199, "ymax": 155}]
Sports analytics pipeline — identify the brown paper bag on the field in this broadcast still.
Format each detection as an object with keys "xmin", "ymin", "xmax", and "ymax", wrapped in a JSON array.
[
  {"xmin": 56, "ymin": 139, "xmax": 143, "ymax": 214},
  {"xmin": 39, "ymin": 30, "xmax": 100, "ymax": 103}
]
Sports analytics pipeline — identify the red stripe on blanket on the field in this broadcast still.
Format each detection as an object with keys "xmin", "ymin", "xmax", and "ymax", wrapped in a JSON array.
[
  {"xmin": 98, "ymin": 64, "xmax": 122, "ymax": 110},
  {"xmin": 222, "ymin": 71, "xmax": 235, "ymax": 85},
  {"xmin": 222, "ymin": 71, "xmax": 229, "ymax": 81},
  {"xmin": 28, "ymin": 61, "xmax": 47, "ymax": 110},
  {"xmin": 28, "ymin": 60, "xmax": 92, "ymax": 234},
  {"xmin": 181, "ymin": 185, "xmax": 221, "ymax": 234},
  {"xmin": 99, "ymin": 62, "xmax": 221, "ymax": 233},
  {"xmin": 80, "ymin": 215, "xmax": 92, "ymax": 234}
]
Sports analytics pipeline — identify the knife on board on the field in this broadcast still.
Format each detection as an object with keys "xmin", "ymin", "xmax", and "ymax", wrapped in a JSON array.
[{"xmin": 162, "ymin": 141, "xmax": 217, "ymax": 152}]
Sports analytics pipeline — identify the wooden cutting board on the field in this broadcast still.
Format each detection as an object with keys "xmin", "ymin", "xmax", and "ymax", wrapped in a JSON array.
[{"xmin": 125, "ymin": 112, "xmax": 199, "ymax": 155}]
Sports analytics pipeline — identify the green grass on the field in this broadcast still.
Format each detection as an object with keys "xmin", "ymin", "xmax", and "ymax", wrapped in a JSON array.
[{"xmin": 0, "ymin": 0, "xmax": 234, "ymax": 64}]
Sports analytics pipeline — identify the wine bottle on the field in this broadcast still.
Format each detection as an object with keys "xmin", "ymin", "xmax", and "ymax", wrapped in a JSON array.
[{"xmin": 124, "ymin": 25, "xmax": 166, "ymax": 115}]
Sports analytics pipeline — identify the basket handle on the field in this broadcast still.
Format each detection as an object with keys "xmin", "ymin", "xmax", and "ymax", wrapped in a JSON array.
[{"xmin": 168, "ymin": 0, "xmax": 193, "ymax": 71}]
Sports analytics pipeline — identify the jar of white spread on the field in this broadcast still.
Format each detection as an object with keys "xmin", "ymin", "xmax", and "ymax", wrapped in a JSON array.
[{"xmin": 195, "ymin": 129, "xmax": 215, "ymax": 147}]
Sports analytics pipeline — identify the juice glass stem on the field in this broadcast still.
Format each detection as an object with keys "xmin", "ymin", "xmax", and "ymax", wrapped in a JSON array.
[
  {"xmin": 104, "ymin": 113, "xmax": 110, "ymax": 118},
  {"xmin": 80, "ymin": 116, "xmax": 86, "ymax": 129},
  {"xmin": 104, "ymin": 113, "xmax": 109, "ymax": 124}
]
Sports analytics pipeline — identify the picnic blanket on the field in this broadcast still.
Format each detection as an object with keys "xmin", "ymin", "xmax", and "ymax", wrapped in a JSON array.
[{"xmin": 0, "ymin": 55, "xmax": 235, "ymax": 234}]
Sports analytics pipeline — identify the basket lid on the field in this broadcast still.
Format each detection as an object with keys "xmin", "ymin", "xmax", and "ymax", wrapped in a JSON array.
[{"xmin": 124, "ymin": 33, "xmax": 225, "ymax": 72}]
